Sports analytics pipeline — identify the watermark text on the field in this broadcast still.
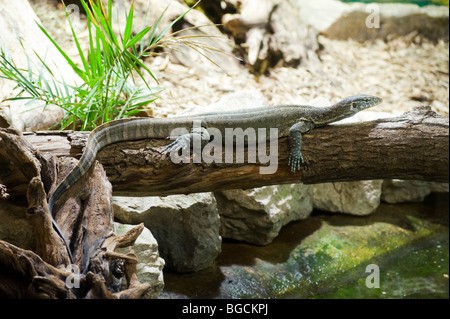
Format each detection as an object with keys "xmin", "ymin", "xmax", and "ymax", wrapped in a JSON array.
[{"xmin": 168, "ymin": 121, "xmax": 279, "ymax": 174}]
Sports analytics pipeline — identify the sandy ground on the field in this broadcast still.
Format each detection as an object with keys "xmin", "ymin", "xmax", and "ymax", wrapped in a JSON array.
[
  {"xmin": 149, "ymin": 36, "xmax": 449, "ymax": 116},
  {"xmin": 29, "ymin": 0, "xmax": 449, "ymax": 118}
]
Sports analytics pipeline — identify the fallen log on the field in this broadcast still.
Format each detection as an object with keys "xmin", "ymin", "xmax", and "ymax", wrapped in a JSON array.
[{"xmin": 13, "ymin": 106, "xmax": 449, "ymax": 198}]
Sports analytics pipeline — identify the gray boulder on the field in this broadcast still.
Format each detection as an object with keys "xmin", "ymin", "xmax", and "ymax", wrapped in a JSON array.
[
  {"xmin": 312, "ymin": 180, "xmax": 384, "ymax": 216},
  {"xmin": 294, "ymin": 0, "xmax": 449, "ymax": 41},
  {"xmin": 382, "ymin": 180, "xmax": 449, "ymax": 203},
  {"xmin": 113, "ymin": 193, "xmax": 221, "ymax": 273},
  {"xmin": 216, "ymin": 184, "xmax": 313, "ymax": 245}
]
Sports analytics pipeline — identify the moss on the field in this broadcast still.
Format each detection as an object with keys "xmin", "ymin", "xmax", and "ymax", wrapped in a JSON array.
[{"xmin": 317, "ymin": 238, "xmax": 449, "ymax": 298}]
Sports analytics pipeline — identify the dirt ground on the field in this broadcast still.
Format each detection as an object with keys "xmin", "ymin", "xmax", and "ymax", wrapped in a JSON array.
[{"xmin": 29, "ymin": 0, "xmax": 449, "ymax": 119}]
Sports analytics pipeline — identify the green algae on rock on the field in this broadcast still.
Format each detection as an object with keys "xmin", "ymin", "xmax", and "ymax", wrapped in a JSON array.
[
  {"xmin": 220, "ymin": 197, "xmax": 448, "ymax": 298},
  {"xmin": 162, "ymin": 194, "xmax": 448, "ymax": 299}
]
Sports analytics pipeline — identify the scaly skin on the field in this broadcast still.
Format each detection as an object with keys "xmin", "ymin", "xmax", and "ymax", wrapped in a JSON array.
[{"xmin": 48, "ymin": 94, "xmax": 382, "ymax": 263}]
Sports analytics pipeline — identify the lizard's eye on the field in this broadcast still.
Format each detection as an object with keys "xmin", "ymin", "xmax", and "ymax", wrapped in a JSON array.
[{"xmin": 351, "ymin": 102, "xmax": 357, "ymax": 110}]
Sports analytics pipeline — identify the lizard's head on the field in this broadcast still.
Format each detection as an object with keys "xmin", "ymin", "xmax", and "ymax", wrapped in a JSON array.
[{"xmin": 337, "ymin": 94, "xmax": 383, "ymax": 115}]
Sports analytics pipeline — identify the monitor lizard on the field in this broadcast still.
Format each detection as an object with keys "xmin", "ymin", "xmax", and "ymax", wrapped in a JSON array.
[{"xmin": 47, "ymin": 94, "xmax": 382, "ymax": 263}]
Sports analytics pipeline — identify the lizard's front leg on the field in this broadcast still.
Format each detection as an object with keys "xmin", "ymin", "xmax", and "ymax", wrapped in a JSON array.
[
  {"xmin": 163, "ymin": 126, "xmax": 210, "ymax": 155},
  {"xmin": 288, "ymin": 121, "xmax": 314, "ymax": 172}
]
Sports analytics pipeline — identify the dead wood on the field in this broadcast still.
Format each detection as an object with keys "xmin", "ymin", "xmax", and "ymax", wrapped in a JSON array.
[
  {"xmin": 0, "ymin": 240, "xmax": 76, "ymax": 298},
  {"xmin": 0, "ymin": 128, "xmax": 151, "ymax": 298},
  {"xmin": 26, "ymin": 176, "xmax": 71, "ymax": 267}
]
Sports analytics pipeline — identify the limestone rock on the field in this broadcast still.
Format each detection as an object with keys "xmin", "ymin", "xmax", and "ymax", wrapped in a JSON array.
[
  {"xmin": 182, "ymin": 89, "xmax": 269, "ymax": 115},
  {"xmin": 269, "ymin": 0, "xmax": 320, "ymax": 66},
  {"xmin": 312, "ymin": 180, "xmax": 384, "ymax": 216},
  {"xmin": 113, "ymin": 193, "xmax": 221, "ymax": 273},
  {"xmin": 0, "ymin": 0, "xmax": 79, "ymax": 131},
  {"xmin": 382, "ymin": 180, "xmax": 449, "ymax": 204},
  {"xmin": 114, "ymin": 223, "xmax": 165, "ymax": 299},
  {"xmin": 294, "ymin": 0, "xmax": 449, "ymax": 41},
  {"xmin": 216, "ymin": 184, "xmax": 313, "ymax": 245}
]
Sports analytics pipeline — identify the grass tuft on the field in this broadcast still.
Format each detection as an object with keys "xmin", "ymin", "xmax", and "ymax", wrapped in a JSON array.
[{"xmin": 0, "ymin": 0, "xmax": 227, "ymax": 130}]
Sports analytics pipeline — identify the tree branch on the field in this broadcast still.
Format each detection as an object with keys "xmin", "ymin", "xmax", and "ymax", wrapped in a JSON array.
[{"xmin": 8, "ymin": 106, "xmax": 448, "ymax": 198}]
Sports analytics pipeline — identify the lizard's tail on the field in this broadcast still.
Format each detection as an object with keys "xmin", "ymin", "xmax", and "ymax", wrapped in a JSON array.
[
  {"xmin": 48, "ymin": 198, "xmax": 74, "ymax": 264},
  {"xmin": 47, "ymin": 130, "xmax": 103, "ymax": 265},
  {"xmin": 46, "ymin": 117, "xmax": 161, "ymax": 265}
]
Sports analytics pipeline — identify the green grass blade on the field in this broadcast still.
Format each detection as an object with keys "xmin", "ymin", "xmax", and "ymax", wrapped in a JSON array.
[
  {"xmin": 92, "ymin": 0, "xmax": 121, "ymax": 50},
  {"xmin": 3, "ymin": 96, "xmax": 36, "ymax": 101},
  {"xmin": 1, "ymin": 56, "xmax": 40, "ymax": 97},
  {"xmin": 107, "ymin": 0, "xmax": 112, "ymax": 26},
  {"xmin": 125, "ymin": 26, "xmax": 151, "ymax": 49},
  {"xmin": 123, "ymin": 2, "xmax": 134, "ymax": 45},
  {"xmin": 63, "ymin": 5, "xmax": 90, "ymax": 78},
  {"xmin": 87, "ymin": 21, "xmax": 99, "ymax": 78},
  {"xmin": 147, "ymin": 0, "xmax": 173, "ymax": 46},
  {"xmin": 95, "ymin": 28, "xmax": 104, "ymax": 78},
  {"xmin": 126, "ymin": 50, "xmax": 158, "ymax": 83},
  {"xmin": 139, "ymin": 5, "xmax": 151, "ymax": 56}
]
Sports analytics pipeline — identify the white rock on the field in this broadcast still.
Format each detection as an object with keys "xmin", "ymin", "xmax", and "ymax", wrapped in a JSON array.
[
  {"xmin": 293, "ymin": 0, "xmax": 448, "ymax": 41},
  {"xmin": 0, "ymin": 0, "xmax": 79, "ymax": 131},
  {"xmin": 216, "ymin": 184, "xmax": 313, "ymax": 245},
  {"xmin": 223, "ymin": 0, "xmax": 320, "ymax": 69},
  {"xmin": 1, "ymin": 101, "xmax": 65, "ymax": 132},
  {"xmin": 312, "ymin": 180, "xmax": 384, "ymax": 216},
  {"xmin": 113, "ymin": 193, "xmax": 221, "ymax": 273},
  {"xmin": 182, "ymin": 89, "xmax": 270, "ymax": 115},
  {"xmin": 382, "ymin": 180, "xmax": 449, "ymax": 204},
  {"xmin": 114, "ymin": 223, "xmax": 165, "ymax": 299}
]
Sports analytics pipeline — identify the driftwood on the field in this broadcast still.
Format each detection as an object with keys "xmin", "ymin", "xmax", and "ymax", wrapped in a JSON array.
[
  {"xmin": 0, "ymin": 106, "xmax": 448, "ymax": 298},
  {"xmin": 0, "ymin": 127, "xmax": 149, "ymax": 298}
]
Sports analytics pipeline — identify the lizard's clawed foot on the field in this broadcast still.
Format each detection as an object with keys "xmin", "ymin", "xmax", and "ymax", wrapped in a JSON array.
[
  {"xmin": 162, "ymin": 135, "xmax": 190, "ymax": 156},
  {"xmin": 288, "ymin": 152, "xmax": 307, "ymax": 173}
]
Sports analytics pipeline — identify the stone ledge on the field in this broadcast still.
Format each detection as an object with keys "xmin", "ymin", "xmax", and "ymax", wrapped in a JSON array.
[{"xmin": 295, "ymin": 0, "xmax": 449, "ymax": 41}]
